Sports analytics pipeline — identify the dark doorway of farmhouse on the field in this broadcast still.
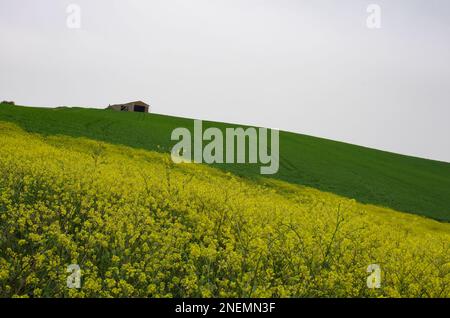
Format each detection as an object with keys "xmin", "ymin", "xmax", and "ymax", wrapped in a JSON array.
[{"xmin": 134, "ymin": 105, "xmax": 146, "ymax": 112}]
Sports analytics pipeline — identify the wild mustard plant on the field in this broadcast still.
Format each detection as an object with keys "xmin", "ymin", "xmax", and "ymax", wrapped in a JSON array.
[{"xmin": 0, "ymin": 121, "xmax": 449, "ymax": 298}]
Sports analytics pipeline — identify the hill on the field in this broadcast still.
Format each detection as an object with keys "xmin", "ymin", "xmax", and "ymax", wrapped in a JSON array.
[
  {"xmin": 1, "ymin": 121, "xmax": 449, "ymax": 297},
  {"xmin": 0, "ymin": 103, "xmax": 449, "ymax": 220}
]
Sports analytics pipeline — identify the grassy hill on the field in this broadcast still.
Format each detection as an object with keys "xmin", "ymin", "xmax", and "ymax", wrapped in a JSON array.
[
  {"xmin": 1, "ymin": 121, "xmax": 449, "ymax": 297},
  {"xmin": 0, "ymin": 103, "xmax": 449, "ymax": 220}
]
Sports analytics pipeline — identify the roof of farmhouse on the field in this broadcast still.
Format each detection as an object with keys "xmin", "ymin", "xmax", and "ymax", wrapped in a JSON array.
[{"xmin": 110, "ymin": 101, "xmax": 149, "ymax": 106}]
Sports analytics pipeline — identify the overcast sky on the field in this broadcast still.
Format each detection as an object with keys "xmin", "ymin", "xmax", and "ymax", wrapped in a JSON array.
[{"xmin": 1, "ymin": 0, "xmax": 449, "ymax": 162}]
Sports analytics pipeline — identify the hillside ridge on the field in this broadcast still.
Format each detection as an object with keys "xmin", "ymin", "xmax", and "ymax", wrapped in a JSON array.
[{"xmin": 1, "ymin": 103, "xmax": 449, "ymax": 220}]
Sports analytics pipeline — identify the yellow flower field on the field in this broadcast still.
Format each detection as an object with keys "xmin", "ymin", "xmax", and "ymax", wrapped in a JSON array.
[{"xmin": 0, "ymin": 121, "xmax": 449, "ymax": 297}]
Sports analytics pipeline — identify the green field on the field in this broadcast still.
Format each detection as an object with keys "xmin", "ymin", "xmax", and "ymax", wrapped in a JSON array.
[{"xmin": 1, "ymin": 103, "xmax": 449, "ymax": 220}]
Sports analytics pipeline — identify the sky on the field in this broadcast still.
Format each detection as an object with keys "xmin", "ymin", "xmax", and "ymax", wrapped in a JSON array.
[{"xmin": 1, "ymin": 0, "xmax": 449, "ymax": 162}]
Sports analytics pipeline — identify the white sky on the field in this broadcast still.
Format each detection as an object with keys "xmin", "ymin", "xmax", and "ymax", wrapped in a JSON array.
[{"xmin": 1, "ymin": 0, "xmax": 449, "ymax": 162}]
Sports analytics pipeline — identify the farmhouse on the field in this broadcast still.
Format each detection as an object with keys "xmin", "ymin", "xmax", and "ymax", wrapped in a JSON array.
[{"xmin": 107, "ymin": 101, "xmax": 150, "ymax": 113}]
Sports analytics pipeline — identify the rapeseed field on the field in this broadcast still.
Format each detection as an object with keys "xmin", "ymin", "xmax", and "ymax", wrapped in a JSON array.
[{"xmin": 0, "ymin": 121, "xmax": 449, "ymax": 297}]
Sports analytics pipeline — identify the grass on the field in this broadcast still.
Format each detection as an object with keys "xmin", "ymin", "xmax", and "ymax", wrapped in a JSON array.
[{"xmin": 0, "ymin": 102, "xmax": 449, "ymax": 220}]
